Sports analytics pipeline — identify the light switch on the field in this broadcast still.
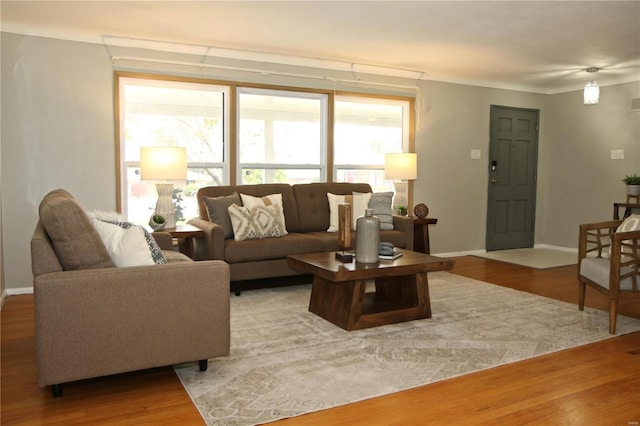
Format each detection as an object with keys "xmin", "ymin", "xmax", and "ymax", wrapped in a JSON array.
[
  {"xmin": 471, "ymin": 149, "xmax": 481, "ymax": 159},
  {"xmin": 611, "ymin": 149, "xmax": 624, "ymax": 160}
]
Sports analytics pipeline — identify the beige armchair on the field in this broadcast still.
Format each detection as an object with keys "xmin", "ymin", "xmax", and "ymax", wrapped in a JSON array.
[
  {"xmin": 32, "ymin": 189, "xmax": 230, "ymax": 397},
  {"xmin": 578, "ymin": 218, "xmax": 640, "ymax": 334}
]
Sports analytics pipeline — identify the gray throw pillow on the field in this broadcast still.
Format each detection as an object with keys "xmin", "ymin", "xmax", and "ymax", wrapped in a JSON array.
[
  {"xmin": 204, "ymin": 192, "xmax": 242, "ymax": 239},
  {"xmin": 357, "ymin": 191, "xmax": 394, "ymax": 230}
]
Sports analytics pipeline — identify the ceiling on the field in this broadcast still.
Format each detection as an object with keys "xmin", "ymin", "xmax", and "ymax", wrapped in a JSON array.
[{"xmin": 2, "ymin": 1, "xmax": 639, "ymax": 94}]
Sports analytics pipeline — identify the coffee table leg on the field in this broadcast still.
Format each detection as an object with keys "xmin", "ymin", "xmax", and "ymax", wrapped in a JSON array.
[{"xmin": 309, "ymin": 276, "xmax": 365, "ymax": 330}]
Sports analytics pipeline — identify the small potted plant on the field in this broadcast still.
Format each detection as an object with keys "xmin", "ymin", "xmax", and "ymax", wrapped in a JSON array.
[
  {"xmin": 622, "ymin": 174, "xmax": 640, "ymax": 196},
  {"xmin": 149, "ymin": 214, "xmax": 166, "ymax": 231},
  {"xmin": 397, "ymin": 206, "xmax": 408, "ymax": 216}
]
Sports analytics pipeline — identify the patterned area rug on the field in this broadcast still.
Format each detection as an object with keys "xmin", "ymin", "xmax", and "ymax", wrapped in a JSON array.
[{"xmin": 174, "ymin": 272, "xmax": 640, "ymax": 426}]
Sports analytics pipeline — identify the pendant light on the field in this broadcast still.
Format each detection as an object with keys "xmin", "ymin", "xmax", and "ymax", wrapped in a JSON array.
[{"xmin": 583, "ymin": 67, "xmax": 601, "ymax": 105}]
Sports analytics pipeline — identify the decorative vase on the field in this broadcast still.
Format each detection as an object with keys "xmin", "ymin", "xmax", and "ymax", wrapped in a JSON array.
[{"xmin": 355, "ymin": 208, "xmax": 380, "ymax": 263}]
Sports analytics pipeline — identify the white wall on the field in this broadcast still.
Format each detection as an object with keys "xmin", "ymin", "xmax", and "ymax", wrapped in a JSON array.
[{"xmin": 1, "ymin": 32, "xmax": 639, "ymax": 291}]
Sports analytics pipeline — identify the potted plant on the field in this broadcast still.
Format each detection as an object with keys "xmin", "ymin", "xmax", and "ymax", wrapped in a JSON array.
[
  {"xmin": 397, "ymin": 206, "xmax": 408, "ymax": 216},
  {"xmin": 622, "ymin": 174, "xmax": 640, "ymax": 196},
  {"xmin": 149, "ymin": 214, "xmax": 166, "ymax": 231}
]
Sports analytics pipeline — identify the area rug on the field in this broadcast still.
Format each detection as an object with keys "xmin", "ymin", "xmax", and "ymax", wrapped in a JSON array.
[
  {"xmin": 474, "ymin": 247, "xmax": 577, "ymax": 269},
  {"xmin": 174, "ymin": 272, "xmax": 640, "ymax": 426}
]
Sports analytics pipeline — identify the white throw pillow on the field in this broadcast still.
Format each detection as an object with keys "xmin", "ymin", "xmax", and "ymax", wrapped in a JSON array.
[
  {"xmin": 90, "ymin": 218, "xmax": 167, "ymax": 266},
  {"xmin": 228, "ymin": 203, "xmax": 287, "ymax": 241},
  {"xmin": 355, "ymin": 191, "xmax": 394, "ymax": 230},
  {"xmin": 240, "ymin": 193, "xmax": 288, "ymax": 233},
  {"xmin": 327, "ymin": 192, "xmax": 372, "ymax": 232}
]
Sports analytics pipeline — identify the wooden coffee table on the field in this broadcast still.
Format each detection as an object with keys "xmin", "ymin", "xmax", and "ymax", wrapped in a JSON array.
[{"xmin": 287, "ymin": 249, "xmax": 454, "ymax": 331}]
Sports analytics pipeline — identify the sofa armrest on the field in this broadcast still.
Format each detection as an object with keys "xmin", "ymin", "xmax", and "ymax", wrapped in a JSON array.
[
  {"xmin": 392, "ymin": 215, "xmax": 414, "ymax": 250},
  {"xmin": 152, "ymin": 231, "xmax": 174, "ymax": 250},
  {"xmin": 188, "ymin": 217, "xmax": 226, "ymax": 260},
  {"xmin": 34, "ymin": 260, "xmax": 230, "ymax": 387}
]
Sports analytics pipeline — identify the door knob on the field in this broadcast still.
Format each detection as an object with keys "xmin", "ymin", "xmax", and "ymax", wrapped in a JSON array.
[{"xmin": 491, "ymin": 178, "xmax": 498, "ymax": 184}]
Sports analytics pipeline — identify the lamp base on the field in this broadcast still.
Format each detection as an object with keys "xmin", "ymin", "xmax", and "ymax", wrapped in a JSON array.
[
  {"xmin": 154, "ymin": 183, "xmax": 177, "ymax": 229},
  {"xmin": 393, "ymin": 180, "xmax": 409, "ymax": 212}
]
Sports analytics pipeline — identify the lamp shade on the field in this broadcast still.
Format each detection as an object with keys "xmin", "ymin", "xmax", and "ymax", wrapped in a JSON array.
[
  {"xmin": 584, "ymin": 81, "xmax": 599, "ymax": 105},
  {"xmin": 384, "ymin": 153, "xmax": 417, "ymax": 180},
  {"xmin": 140, "ymin": 146, "xmax": 187, "ymax": 180}
]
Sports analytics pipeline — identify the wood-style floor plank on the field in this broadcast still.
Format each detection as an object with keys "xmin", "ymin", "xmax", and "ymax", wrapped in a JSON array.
[{"xmin": 2, "ymin": 256, "xmax": 639, "ymax": 425}]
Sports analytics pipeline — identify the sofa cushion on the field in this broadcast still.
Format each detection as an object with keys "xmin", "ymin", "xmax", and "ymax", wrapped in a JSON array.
[
  {"xmin": 38, "ymin": 189, "xmax": 115, "ymax": 271},
  {"xmin": 203, "ymin": 192, "xmax": 241, "ymax": 239},
  {"xmin": 228, "ymin": 204, "xmax": 288, "ymax": 241},
  {"xmin": 224, "ymin": 233, "xmax": 325, "ymax": 263},
  {"xmin": 327, "ymin": 192, "xmax": 372, "ymax": 231},
  {"xmin": 292, "ymin": 182, "xmax": 373, "ymax": 232},
  {"xmin": 90, "ymin": 219, "xmax": 167, "ymax": 267}
]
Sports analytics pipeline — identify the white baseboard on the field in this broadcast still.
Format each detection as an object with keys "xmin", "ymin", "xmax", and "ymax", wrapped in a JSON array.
[
  {"xmin": 0, "ymin": 289, "xmax": 6, "ymax": 309},
  {"xmin": 6, "ymin": 287, "xmax": 34, "ymax": 296}
]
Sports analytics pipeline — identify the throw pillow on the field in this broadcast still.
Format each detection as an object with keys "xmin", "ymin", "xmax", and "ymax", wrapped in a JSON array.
[
  {"xmin": 355, "ymin": 191, "xmax": 394, "ymax": 230},
  {"xmin": 228, "ymin": 203, "xmax": 288, "ymax": 241},
  {"xmin": 327, "ymin": 192, "xmax": 372, "ymax": 232},
  {"xmin": 613, "ymin": 214, "xmax": 640, "ymax": 261},
  {"xmin": 90, "ymin": 218, "xmax": 167, "ymax": 267},
  {"xmin": 240, "ymin": 193, "xmax": 288, "ymax": 232},
  {"xmin": 203, "ymin": 192, "xmax": 241, "ymax": 239}
]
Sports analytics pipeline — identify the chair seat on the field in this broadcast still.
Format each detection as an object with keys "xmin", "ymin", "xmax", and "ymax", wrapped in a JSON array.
[{"xmin": 580, "ymin": 258, "xmax": 635, "ymax": 290}]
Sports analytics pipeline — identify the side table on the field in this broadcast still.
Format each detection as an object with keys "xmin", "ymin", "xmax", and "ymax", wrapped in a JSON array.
[
  {"xmin": 413, "ymin": 217, "xmax": 438, "ymax": 254},
  {"xmin": 162, "ymin": 224, "xmax": 204, "ymax": 260}
]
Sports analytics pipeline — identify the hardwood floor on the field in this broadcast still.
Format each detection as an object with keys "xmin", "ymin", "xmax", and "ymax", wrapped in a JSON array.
[{"xmin": 2, "ymin": 256, "xmax": 639, "ymax": 425}]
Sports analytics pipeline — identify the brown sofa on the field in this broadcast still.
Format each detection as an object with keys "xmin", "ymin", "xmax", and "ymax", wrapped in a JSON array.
[
  {"xmin": 31, "ymin": 189, "xmax": 230, "ymax": 397},
  {"xmin": 188, "ymin": 182, "xmax": 413, "ymax": 293}
]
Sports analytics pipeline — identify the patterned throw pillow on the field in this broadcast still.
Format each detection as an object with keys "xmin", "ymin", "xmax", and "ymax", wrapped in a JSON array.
[
  {"xmin": 327, "ymin": 192, "xmax": 372, "ymax": 232},
  {"xmin": 90, "ymin": 218, "xmax": 167, "ymax": 266},
  {"xmin": 355, "ymin": 192, "xmax": 394, "ymax": 230},
  {"xmin": 240, "ymin": 193, "xmax": 288, "ymax": 233},
  {"xmin": 228, "ymin": 204, "xmax": 288, "ymax": 241}
]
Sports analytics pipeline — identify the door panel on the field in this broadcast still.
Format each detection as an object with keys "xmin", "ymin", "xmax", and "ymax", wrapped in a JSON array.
[{"xmin": 486, "ymin": 106, "xmax": 539, "ymax": 251}]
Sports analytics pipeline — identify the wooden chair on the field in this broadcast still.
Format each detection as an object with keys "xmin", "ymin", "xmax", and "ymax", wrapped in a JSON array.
[
  {"xmin": 613, "ymin": 202, "xmax": 640, "ymax": 220},
  {"xmin": 578, "ymin": 218, "xmax": 640, "ymax": 334}
]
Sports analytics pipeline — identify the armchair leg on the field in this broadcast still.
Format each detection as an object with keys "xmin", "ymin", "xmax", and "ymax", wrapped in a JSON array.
[
  {"xmin": 578, "ymin": 280, "xmax": 586, "ymax": 310},
  {"xmin": 51, "ymin": 384, "xmax": 63, "ymax": 398},
  {"xmin": 609, "ymin": 298, "xmax": 619, "ymax": 334},
  {"xmin": 199, "ymin": 359, "xmax": 208, "ymax": 372}
]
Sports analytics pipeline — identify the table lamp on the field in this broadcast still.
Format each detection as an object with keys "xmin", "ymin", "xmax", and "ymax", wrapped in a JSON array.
[
  {"xmin": 140, "ymin": 146, "xmax": 187, "ymax": 229},
  {"xmin": 384, "ymin": 152, "xmax": 417, "ymax": 214}
]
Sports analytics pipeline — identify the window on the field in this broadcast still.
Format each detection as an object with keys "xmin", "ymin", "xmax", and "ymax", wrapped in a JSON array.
[
  {"xmin": 116, "ymin": 73, "xmax": 413, "ymax": 223},
  {"xmin": 334, "ymin": 96, "xmax": 410, "ymax": 192},
  {"xmin": 238, "ymin": 87, "xmax": 328, "ymax": 184},
  {"xmin": 117, "ymin": 76, "xmax": 229, "ymax": 224}
]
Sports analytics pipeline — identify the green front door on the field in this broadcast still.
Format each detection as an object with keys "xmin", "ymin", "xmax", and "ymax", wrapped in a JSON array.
[{"xmin": 486, "ymin": 106, "xmax": 539, "ymax": 251}]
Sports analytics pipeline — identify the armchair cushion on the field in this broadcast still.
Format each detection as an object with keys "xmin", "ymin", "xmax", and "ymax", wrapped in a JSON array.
[
  {"xmin": 38, "ymin": 189, "xmax": 115, "ymax": 271},
  {"xmin": 580, "ymin": 258, "xmax": 635, "ymax": 290}
]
